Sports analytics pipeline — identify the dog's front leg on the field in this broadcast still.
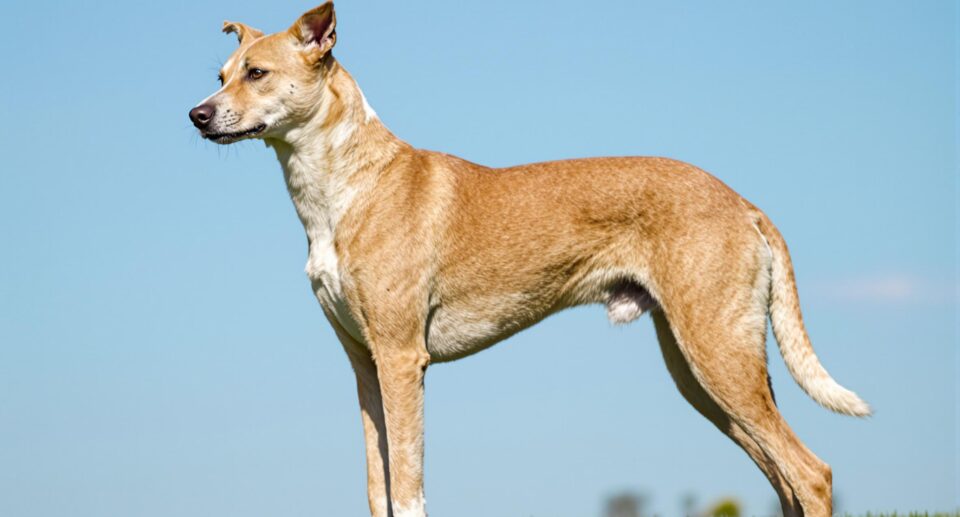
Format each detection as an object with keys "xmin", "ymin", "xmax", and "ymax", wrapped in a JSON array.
[
  {"xmin": 348, "ymin": 349, "xmax": 393, "ymax": 517},
  {"xmin": 373, "ymin": 344, "xmax": 430, "ymax": 517},
  {"xmin": 326, "ymin": 315, "xmax": 392, "ymax": 517}
]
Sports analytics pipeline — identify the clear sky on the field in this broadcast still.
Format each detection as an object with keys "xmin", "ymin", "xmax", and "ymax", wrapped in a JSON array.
[{"xmin": 0, "ymin": 1, "xmax": 956, "ymax": 516}]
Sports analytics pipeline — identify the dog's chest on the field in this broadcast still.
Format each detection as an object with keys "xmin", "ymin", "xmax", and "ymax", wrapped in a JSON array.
[
  {"xmin": 282, "ymin": 154, "xmax": 365, "ymax": 344},
  {"xmin": 306, "ymin": 233, "xmax": 364, "ymax": 343}
]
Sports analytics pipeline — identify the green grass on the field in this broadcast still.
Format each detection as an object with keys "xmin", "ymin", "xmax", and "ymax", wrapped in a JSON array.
[{"xmin": 841, "ymin": 513, "xmax": 960, "ymax": 517}]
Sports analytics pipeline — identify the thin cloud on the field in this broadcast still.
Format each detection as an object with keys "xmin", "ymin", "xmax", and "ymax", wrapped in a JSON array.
[{"xmin": 810, "ymin": 273, "xmax": 955, "ymax": 305}]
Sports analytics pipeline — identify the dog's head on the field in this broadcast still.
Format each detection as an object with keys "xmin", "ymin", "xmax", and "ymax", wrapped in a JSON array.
[{"xmin": 189, "ymin": 2, "xmax": 338, "ymax": 144}]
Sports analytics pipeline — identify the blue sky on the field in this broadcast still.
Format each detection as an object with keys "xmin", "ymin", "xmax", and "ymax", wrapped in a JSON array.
[{"xmin": 0, "ymin": 1, "xmax": 956, "ymax": 516}]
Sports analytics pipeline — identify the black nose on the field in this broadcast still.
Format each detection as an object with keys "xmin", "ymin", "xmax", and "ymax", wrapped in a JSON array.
[{"xmin": 189, "ymin": 104, "xmax": 215, "ymax": 129}]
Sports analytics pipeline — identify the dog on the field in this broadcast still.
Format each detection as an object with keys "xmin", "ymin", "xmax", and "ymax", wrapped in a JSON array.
[{"xmin": 189, "ymin": 4, "xmax": 870, "ymax": 516}]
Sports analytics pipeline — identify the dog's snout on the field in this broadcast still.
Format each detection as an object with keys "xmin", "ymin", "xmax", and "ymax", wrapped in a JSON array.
[{"xmin": 189, "ymin": 104, "xmax": 216, "ymax": 129}]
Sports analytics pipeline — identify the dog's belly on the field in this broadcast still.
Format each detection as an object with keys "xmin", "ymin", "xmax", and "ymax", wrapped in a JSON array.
[
  {"xmin": 425, "ymin": 280, "xmax": 658, "ymax": 362},
  {"xmin": 425, "ymin": 300, "xmax": 533, "ymax": 362}
]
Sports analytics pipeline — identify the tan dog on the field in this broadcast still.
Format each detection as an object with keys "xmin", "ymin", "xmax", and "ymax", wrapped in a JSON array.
[{"xmin": 189, "ymin": 4, "xmax": 870, "ymax": 516}]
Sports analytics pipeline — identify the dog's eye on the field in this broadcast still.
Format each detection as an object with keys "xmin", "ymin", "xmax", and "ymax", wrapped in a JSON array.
[
  {"xmin": 217, "ymin": 73, "xmax": 224, "ymax": 85},
  {"xmin": 247, "ymin": 68, "xmax": 268, "ymax": 80}
]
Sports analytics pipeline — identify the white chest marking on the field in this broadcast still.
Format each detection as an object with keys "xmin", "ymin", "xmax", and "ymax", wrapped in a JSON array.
[
  {"xmin": 306, "ymin": 231, "xmax": 364, "ymax": 343},
  {"xmin": 281, "ymin": 149, "xmax": 365, "ymax": 344}
]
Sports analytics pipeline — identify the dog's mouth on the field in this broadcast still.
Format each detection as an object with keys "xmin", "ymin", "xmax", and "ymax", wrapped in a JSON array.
[{"xmin": 202, "ymin": 123, "xmax": 267, "ymax": 143}]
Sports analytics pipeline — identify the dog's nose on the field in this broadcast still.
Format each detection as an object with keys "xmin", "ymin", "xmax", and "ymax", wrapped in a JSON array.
[{"xmin": 189, "ymin": 104, "xmax": 215, "ymax": 129}]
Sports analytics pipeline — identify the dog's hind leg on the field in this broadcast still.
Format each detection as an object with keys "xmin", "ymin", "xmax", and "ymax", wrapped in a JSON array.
[
  {"xmin": 651, "ymin": 309, "xmax": 801, "ymax": 516},
  {"xmin": 657, "ymin": 290, "xmax": 833, "ymax": 516}
]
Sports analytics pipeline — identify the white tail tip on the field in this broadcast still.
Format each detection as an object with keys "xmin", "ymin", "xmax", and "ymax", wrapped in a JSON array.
[{"xmin": 805, "ymin": 377, "xmax": 872, "ymax": 417}]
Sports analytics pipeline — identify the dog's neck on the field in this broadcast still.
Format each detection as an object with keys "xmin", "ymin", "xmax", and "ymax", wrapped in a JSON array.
[{"xmin": 265, "ymin": 59, "xmax": 406, "ymax": 254}]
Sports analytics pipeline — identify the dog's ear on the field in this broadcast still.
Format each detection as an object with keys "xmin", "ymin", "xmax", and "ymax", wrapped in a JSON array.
[
  {"xmin": 222, "ymin": 21, "xmax": 263, "ymax": 45},
  {"xmin": 290, "ymin": 2, "xmax": 337, "ymax": 60}
]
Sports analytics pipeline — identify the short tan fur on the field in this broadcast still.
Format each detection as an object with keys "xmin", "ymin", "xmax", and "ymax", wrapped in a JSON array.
[{"xmin": 189, "ymin": 4, "xmax": 870, "ymax": 516}]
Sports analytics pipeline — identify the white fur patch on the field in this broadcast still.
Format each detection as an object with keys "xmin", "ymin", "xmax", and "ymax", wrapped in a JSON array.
[
  {"xmin": 195, "ymin": 85, "xmax": 226, "ymax": 109},
  {"xmin": 358, "ymin": 88, "xmax": 378, "ymax": 122},
  {"xmin": 752, "ymin": 221, "xmax": 772, "ymax": 258},
  {"xmin": 222, "ymin": 52, "xmax": 239, "ymax": 75},
  {"xmin": 392, "ymin": 494, "xmax": 426, "ymax": 517},
  {"xmin": 276, "ymin": 146, "xmax": 364, "ymax": 343},
  {"xmin": 328, "ymin": 119, "xmax": 356, "ymax": 148}
]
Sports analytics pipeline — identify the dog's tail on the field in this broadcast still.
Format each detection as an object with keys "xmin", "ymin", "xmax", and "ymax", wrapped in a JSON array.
[{"xmin": 756, "ymin": 214, "xmax": 872, "ymax": 417}]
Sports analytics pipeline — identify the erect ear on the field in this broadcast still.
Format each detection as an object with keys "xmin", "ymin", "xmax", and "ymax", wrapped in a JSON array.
[
  {"xmin": 290, "ymin": 2, "xmax": 337, "ymax": 57},
  {"xmin": 222, "ymin": 21, "xmax": 264, "ymax": 45}
]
